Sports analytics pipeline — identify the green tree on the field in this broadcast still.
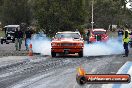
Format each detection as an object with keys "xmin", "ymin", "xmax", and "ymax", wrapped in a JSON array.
[
  {"xmin": 29, "ymin": 0, "xmax": 132, "ymax": 34},
  {"xmin": 1, "ymin": 0, "xmax": 31, "ymax": 25},
  {"xmin": 32, "ymin": 0, "xmax": 87, "ymax": 36}
]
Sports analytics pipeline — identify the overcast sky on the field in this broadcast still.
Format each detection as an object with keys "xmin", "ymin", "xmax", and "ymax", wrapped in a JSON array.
[{"xmin": 126, "ymin": 0, "xmax": 131, "ymax": 8}]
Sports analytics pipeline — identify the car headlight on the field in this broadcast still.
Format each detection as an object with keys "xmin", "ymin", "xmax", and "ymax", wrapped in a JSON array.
[
  {"xmin": 77, "ymin": 43, "xmax": 83, "ymax": 46},
  {"xmin": 51, "ymin": 43, "xmax": 56, "ymax": 46},
  {"xmin": 51, "ymin": 43, "xmax": 61, "ymax": 46}
]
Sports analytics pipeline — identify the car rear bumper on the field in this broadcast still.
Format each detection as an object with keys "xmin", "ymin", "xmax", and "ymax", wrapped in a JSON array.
[
  {"xmin": 51, "ymin": 48, "xmax": 83, "ymax": 53},
  {"xmin": 89, "ymin": 39, "xmax": 108, "ymax": 42}
]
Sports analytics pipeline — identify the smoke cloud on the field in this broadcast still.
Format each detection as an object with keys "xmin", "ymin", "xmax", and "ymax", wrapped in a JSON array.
[
  {"xmin": 84, "ymin": 38, "xmax": 124, "ymax": 56},
  {"xmin": 31, "ymin": 33, "xmax": 51, "ymax": 55},
  {"xmin": 31, "ymin": 34, "xmax": 124, "ymax": 56}
]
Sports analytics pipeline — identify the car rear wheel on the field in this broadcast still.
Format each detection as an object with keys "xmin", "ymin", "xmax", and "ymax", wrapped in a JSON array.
[
  {"xmin": 51, "ymin": 52, "xmax": 56, "ymax": 57},
  {"xmin": 79, "ymin": 51, "xmax": 83, "ymax": 57},
  {"xmin": 1, "ymin": 40, "xmax": 3, "ymax": 44}
]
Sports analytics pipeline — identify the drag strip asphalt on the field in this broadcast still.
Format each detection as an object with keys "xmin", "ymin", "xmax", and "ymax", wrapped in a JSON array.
[{"xmin": 0, "ymin": 54, "xmax": 130, "ymax": 88}]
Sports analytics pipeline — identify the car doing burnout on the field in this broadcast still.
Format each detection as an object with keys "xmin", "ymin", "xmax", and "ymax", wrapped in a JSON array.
[
  {"xmin": 51, "ymin": 31, "xmax": 84, "ymax": 57},
  {"xmin": 89, "ymin": 28, "xmax": 108, "ymax": 43}
]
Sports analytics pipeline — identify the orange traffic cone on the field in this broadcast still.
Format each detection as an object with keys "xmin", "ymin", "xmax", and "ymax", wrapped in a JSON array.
[{"xmin": 28, "ymin": 44, "xmax": 33, "ymax": 56}]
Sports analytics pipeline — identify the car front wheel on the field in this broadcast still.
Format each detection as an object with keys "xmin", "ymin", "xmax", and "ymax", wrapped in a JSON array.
[
  {"xmin": 79, "ymin": 51, "xmax": 83, "ymax": 57},
  {"xmin": 51, "ymin": 52, "xmax": 56, "ymax": 57},
  {"xmin": 1, "ymin": 40, "xmax": 3, "ymax": 44}
]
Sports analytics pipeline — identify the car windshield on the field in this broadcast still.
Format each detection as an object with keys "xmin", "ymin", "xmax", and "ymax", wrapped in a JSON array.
[
  {"xmin": 6, "ymin": 27, "xmax": 16, "ymax": 32},
  {"xmin": 93, "ymin": 31, "xmax": 106, "ymax": 35},
  {"xmin": 7, "ymin": 33, "xmax": 14, "ymax": 36},
  {"xmin": 55, "ymin": 33, "xmax": 80, "ymax": 39}
]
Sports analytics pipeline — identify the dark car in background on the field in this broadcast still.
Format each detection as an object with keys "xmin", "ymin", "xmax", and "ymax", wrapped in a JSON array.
[{"xmin": 1, "ymin": 25, "xmax": 20, "ymax": 44}]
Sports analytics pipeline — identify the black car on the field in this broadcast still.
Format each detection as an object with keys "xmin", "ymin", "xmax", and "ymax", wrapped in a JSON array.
[{"xmin": 1, "ymin": 25, "xmax": 20, "ymax": 44}]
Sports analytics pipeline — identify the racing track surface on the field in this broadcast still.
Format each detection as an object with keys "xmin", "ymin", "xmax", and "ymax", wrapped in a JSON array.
[{"xmin": 0, "ymin": 54, "xmax": 131, "ymax": 88}]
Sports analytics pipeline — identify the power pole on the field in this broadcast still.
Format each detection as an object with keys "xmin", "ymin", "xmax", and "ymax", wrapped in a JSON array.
[{"xmin": 91, "ymin": 0, "xmax": 94, "ymax": 30}]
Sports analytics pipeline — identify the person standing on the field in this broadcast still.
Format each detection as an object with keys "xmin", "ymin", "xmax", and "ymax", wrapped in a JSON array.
[
  {"xmin": 14, "ymin": 28, "xmax": 23, "ymax": 51},
  {"xmin": 123, "ymin": 26, "xmax": 130, "ymax": 57},
  {"xmin": 25, "ymin": 28, "xmax": 33, "ymax": 50},
  {"xmin": 117, "ymin": 28, "xmax": 124, "ymax": 42},
  {"xmin": 87, "ymin": 30, "xmax": 90, "ymax": 44}
]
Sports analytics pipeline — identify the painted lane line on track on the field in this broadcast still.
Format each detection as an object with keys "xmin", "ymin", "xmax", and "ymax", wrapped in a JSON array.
[
  {"xmin": 102, "ymin": 61, "xmax": 132, "ymax": 88},
  {"xmin": 120, "ymin": 66, "xmax": 132, "ymax": 88},
  {"xmin": 117, "ymin": 62, "xmax": 132, "ymax": 74},
  {"xmin": 112, "ymin": 61, "xmax": 132, "ymax": 88}
]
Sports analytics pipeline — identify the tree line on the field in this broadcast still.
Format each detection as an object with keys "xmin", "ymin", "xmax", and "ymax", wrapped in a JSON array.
[{"xmin": 0, "ymin": 0, "xmax": 132, "ymax": 35}]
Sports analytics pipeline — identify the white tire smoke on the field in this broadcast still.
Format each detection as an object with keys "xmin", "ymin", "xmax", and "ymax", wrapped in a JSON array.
[
  {"xmin": 30, "ymin": 34, "xmax": 124, "ymax": 56},
  {"xmin": 31, "ymin": 33, "xmax": 51, "ymax": 55},
  {"xmin": 84, "ymin": 38, "xmax": 124, "ymax": 56}
]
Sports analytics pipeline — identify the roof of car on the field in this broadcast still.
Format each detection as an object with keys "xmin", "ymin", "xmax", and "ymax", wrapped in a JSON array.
[
  {"xmin": 92, "ymin": 28, "xmax": 106, "ymax": 32},
  {"xmin": 4, "ymin": 25, "xmax": 20, "ymax": 28}
]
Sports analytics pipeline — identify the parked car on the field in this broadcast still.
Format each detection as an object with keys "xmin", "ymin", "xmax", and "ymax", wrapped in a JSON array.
[{"xmin": 1, "ymin": 25, "xmax": 20, "ymax": 44}]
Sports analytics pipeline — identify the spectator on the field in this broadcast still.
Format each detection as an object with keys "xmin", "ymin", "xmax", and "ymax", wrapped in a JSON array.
[
  {"xmin": 14, "ymin": 28, "xmax": 23, "ymax": 51},
  {"xmin": 25, "ymin": 27, "xmax": 33, "ymax": 50},
  {"xmin": 118, "ymin": 28, "xmax": 124, "ymax": 37},
  {"xmin": 117, "ymin": 28, "xmax": 124, "ymax": 42},
  {"xmin": 87, "ymin": 30, "xmax": 90, "ymax": 44},
  {"xmin": 122, "ymin": 25, "xmax": 130, "ymax": 57}
]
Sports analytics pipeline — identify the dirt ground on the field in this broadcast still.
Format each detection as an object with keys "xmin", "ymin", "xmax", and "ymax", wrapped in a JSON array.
[{"xmin": 0, "ymin": 40, "xmax": 28, "ymax": 56}]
